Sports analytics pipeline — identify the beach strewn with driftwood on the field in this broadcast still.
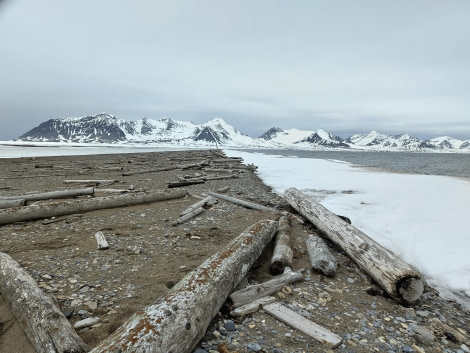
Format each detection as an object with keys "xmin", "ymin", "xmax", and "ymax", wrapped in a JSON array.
[{"xmin": 0, "ymin": 149, "xmax": 468, "ymax": 353}]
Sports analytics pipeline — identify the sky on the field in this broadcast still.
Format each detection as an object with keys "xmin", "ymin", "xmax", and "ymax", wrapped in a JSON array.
[{"xmin": 1, "ymin": 0, "xmax": 470, "ymax": 141}]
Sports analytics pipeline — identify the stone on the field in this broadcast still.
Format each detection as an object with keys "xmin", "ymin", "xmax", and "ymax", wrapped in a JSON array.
[
  {"xmin": 73, "ymin": 317, "xmax": 99, "ymax": 330},
  {"xmin": 247, "ymin": 342, "xmax": 261, "ymax": 352},
  {"xmin": 224, "ymin": 320, "xmax": 236, "ymax": 331}
]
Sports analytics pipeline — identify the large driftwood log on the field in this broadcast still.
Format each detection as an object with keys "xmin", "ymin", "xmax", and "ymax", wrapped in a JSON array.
[
  {"xmin": 270, "ymin": 215, "xmax": 293, "ymax": 275},
  {"xmin": 0, "ymin": 252, "xmax": 89, "ymax": 353},
  {"xmin": 306, "ymin": 234, "xmax": 338, "ymax": 277},
  {"xmin": 0, "ymin": 198, "xmax": 25, "ymax": 209},
  {"xmin": 89, "ymin": 219, "xmax": 279, "ymax": 353},
  {"xmin": 284, "ymin": 187, "xmax": 424, "ymax": 305},
  {"xmin": 0, "ymin": 189, "xmax": 188, "ymax": 225},
  {"xmin": 0, "ymin": 187, "xmax": 95, "ymax": 202},
  {"xmin": 263, "ymin": 302, "xmax": 343, "ymax": 348},
  {"xmin": 229, "ymin": 267, "xmax": 304, "ymax": 308},
  {"xmin": 207, "ymin": 191, "xmax": 281, "ymax": 214}
]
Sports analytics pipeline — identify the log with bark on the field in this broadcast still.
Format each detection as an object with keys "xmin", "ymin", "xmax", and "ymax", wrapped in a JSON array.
[
  {"xmin": 89, "ymin": 219, "xmax": 279, "ymax": 353},
  {"xmin": 270, "ymin": 215, "xmax": 294, "ymax": 275},
  {"xmin": 0, "ymin": 187, "xmax": 95, "ymax": 202},
  {"xmin": 0, "ymin": 252, "xmax": 89, "ymax": 353},
  {"xmin": 284, "ymin": 187, "xmax": 424, "ymax": 305},
  {"xmin": 229, "ymin": 267, "xmax": 304, "ymax": 308},
  {"xmin": 306, "ymin": 234, "xmax": 338, "ymax": 277},
  {"xmin": 0, "ymin": 189, "xmax": 188, "ymax": 225}
]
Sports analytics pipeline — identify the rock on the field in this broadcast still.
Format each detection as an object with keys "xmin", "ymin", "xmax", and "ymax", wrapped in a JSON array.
[
  {"xmin": 408, "ymin": 323, "xmax": 435, "ymax": 342},
  {"xmin": 247, "ymin": 342, "xmax": 261, "ymax": 352},
  {"xmin": 224, "ymin": 319, "xmax": 236, "ymax": 332},
  {"xmin": 73, "ymin": 317, "xmax": 99, "ymax": 329}
]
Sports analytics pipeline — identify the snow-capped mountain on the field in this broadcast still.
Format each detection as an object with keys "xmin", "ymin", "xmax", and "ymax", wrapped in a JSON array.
[{"xmin": 16, "ymin": 113, "xmax": 470, "ymax": 152}]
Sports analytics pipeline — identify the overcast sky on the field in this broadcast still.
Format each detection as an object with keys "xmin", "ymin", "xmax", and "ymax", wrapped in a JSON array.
[{"xmin": 1, "ymin": 0, "xmax": 469, "ymax": 141}]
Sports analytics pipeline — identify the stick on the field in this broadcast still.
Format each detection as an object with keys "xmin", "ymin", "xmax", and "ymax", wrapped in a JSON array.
[{"xmin": 172, "ymin": 207, "xmax": 205, "ymax": 226}]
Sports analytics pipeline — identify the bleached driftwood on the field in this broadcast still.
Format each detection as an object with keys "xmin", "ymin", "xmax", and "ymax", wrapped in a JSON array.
[
  {"xmin": 270, "ymin": 215, "xmax": 293, "ymax": 275},
  {"xmin": 0, "ymin": 198, "xmax": 25, "ymax": 209},
  {"xmin": 284, "ymin": 187, "xmax": 425, "ymax": 305},
  {"xmin": 207, "ymin": 191, "xmax": 281, "ymax": 214},
  {"xmin": 180, "ymin": 196, "xmax": 216, "ymax": 216},
  {"xmin": 0, "ymin": 189, "xmax": 188, "ymax": 225},
  {"xmin": 0, "ymin": 252, "xmax": 89, "ymax": 353},
  {"xmin": 63, "ymin": 180, "xmax": 116, "ymax": 185},
  {"xmin": 306, "ymin": 234, "xmax": 337, "ymax": 276},
  {"xmin": 89, "ymin": 219, "xmax": 279, "ymax": 353},
  {"xmin": 263, "ymin": 302, "xmax": 343, "ymax": 348},
  {"xmin": 94, "ymin": 231, "xmax": 110, "ymax": 250},
  {"xmin": 172, "ymin": 207, "xmax": 205, "ymax": 226},
  {"xmin": 229, "ymin": 267, "xmax": 303, "ymax": 308},
  {"xmin": 122, "ymin": 166, "xmax": 175, "ymax": 176},
  {"xmin": 230, "ymin": 296, "xmax": 277, "ymax": 317},
  {"xmin": 0, "ymin": 187, "xmax": 94, "ymax": 202}
]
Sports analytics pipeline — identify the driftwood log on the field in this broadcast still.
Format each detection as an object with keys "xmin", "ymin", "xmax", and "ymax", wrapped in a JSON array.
[
  {"xmin": 229, "ymin": 267, "xmax": 303, "ymax": 308},
  {"xmin": 94, "ymin": 231, "xmax": 110, "ymax": 250},
  {"xmin": 172, "ymin": 206, "xmax": 205, "ymax": 226},
  {"xmin": 263, "ymin": 302, "xmax": 343, "ymax": 348},
  {"xmin": 284, "ymin": 187, "xmax": 424, "ymax": 305},
  {"xmin": 0, "ymin": 187, "xmax": 95, "ymax": 202},
  {"xmin": 306, "ymin": 234, "xmax": 338, "ymax": 276},
  {"xmin": 0, "ymin": 189, "xmax": 188, "ymax": 225},
  {"xmin": 0, "ymin": 198, "xmax": 25, "ymax": 209},
  {"xmin": 230, "ymin": 296, "xmax": 277, "ymax": 317},
  {"xmin": 89, "ymin": 219, "xmax": 278, "ymax": 353},
  {"xmin": 207, "ymin": 191, "xmax": 280, "ymax": 214},
  {"xmin": 270, "ymin": 215, "xmax": 293, "ymax": 275},
  {"xmin": 0, "ymin": 252, "xmax": 89, "ymax": 353}
]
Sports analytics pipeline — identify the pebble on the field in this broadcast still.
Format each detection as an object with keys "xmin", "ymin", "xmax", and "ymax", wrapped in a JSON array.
[{"xmin": 247, "ymin": 342, "xmax": 261, "ymax": 352}]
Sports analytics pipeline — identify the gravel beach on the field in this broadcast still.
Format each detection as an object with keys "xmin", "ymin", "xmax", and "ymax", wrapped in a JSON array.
[{"xmin": 0, "ymin": 149, "xmax": 468, "ymax": 353}]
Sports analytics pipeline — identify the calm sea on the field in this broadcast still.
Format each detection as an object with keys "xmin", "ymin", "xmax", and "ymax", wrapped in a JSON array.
[{"xmin": 242, "ymin": 149, "xmax": 470, "ymax": 180}]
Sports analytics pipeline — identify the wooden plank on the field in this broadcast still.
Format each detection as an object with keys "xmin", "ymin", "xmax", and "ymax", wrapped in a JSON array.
[{"xmin": 263, "ymin": 302, "xmax": 343, "ymax": 349}]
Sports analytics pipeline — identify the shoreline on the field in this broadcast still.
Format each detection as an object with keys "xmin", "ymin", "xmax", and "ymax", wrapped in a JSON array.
[{"xmin": 0, "ymin": 150, "xmax": 468, "ymax": 353}]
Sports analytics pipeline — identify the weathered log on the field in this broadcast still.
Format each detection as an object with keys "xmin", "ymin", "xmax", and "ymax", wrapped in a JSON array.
[
  {"xmin": 122, "ymin": 166, "xmax": 176, "ymax": 176},
  {"xmin": 0, "ymin": 252, "xmax": 89, "ymax": 353},
  {"xmin": 89, "ymin": 219, "xmax": 279, "ymax": 353},
  {"xmin": 284, "ymin": 187, "xmax": 424, "ymax": 305},
  {"xmin": 180, "ymin": 196, "xmax": 216, "ymax": 216},
  {"xmin": 270, "ymin": 215, "xmax": 293, "ymax": 275},
  {"xmin": 168, "ymin": 180, "xmax": 205, "ymax": 188},
  {"xmin": 94, "ymin": 231, "xmax": 110, "ymax": 250},
  {"xmin": 306, "ymin": 234, "xmax": 338, "ymax": 277},
  {"xmin": 230, "ymin": 296, "xmax": 277, "ymax": 317},
  {"xmin": 207, "ymin": 192, "xmax": 281, "ymax": 214},
  {"xmin": 0, "ymin": 187, "xmax": 95, "ymax": 201},
  {"xmin": 0, "ymin": 189, "xmax": 188, "ymax": 225},
  {"xmin": 63, "ymin": 180, "xmax": 116, "ymax": 185},
  {"xmin": 263, "ymin": 302, "xmax": 343, "ymax": 348},
  {"xmin": 0, "ymin": 198, "xmax": 25, "ymax": 209},
  {"xmin": 172, "ymin": 207, "xmax": 205, "ymax": 226},
  {"xmin": 229, "ymin": 267, "xmax": 304, "ymax": 308}
]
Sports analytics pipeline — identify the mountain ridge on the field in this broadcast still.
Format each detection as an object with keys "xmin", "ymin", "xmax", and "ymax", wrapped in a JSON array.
[{"xmin": 16, "ymin": 113, "xmax": 470, "ymax": 152}]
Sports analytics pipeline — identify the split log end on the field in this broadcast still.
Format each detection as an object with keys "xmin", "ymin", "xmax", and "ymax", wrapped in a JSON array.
[{"xmin": 397, "ymin": 276, "xmax": 425, "ymax": 305}]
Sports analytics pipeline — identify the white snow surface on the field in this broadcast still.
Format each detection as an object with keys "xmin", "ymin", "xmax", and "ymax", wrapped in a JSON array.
[{"xmin": 224, "ymin": 149, "xmax": 470, "ymax": 309}]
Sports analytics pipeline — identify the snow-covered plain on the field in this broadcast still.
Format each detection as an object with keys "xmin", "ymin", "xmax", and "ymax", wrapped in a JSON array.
[{"xmin": 225, "ymin": 149, "xmax": 470, "ymax": 310}]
